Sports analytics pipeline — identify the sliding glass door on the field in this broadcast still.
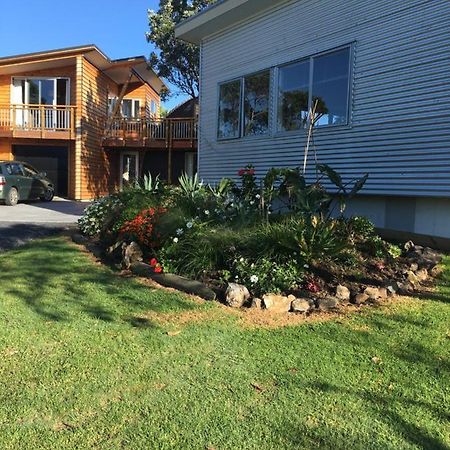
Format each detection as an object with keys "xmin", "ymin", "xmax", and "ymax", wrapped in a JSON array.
[{"xmin": 11, "ymin": 78, "xmax": 69, "ymax": 128}]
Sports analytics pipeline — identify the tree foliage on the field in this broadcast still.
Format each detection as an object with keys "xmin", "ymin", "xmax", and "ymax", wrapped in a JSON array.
[{"xmin": 147, "ymin": 0, "xmax": 216, "ymax": 99}]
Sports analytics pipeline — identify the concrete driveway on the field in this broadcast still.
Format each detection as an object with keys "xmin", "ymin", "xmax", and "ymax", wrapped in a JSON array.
[{"xmin": 0, "ymin": 198, "xmax": 88, "ymax": 251}]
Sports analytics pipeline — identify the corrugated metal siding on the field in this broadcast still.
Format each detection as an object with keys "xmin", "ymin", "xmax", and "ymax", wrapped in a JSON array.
[{"xmin": 198, "ymin": 0, "xmax": 450, "ymax": 197}]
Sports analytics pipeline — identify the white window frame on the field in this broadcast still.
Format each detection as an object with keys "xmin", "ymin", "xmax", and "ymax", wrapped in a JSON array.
[{"xmin": 10, "ymin": 76, "xmax": 70, "ymax": 105}]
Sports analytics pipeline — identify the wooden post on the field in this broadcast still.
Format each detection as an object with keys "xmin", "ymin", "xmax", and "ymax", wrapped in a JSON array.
[
  {"xmin": 167, "ymin": 119, "xmax": 173, "ymax": 184},
  {"xmin": 40, "ymin": 105, "xmax": 45, "ymax": 138}
]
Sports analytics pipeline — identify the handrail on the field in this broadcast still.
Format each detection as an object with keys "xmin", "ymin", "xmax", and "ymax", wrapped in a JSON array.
[
  {"xmin": 105, "ymin": 117, "xmax": 198, "ymax": 143},
  {"xmin": 0, "ymin": 104, "xmax": 76, "ymax": 137}
]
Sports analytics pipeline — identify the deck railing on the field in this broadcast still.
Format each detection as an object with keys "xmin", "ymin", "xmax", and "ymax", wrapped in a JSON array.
[
  {"xmin": 105, "ymin": 117, "xmax": 198, "ymax": 144},
  {"xmin": 0, "ymin": 104, "xmax": 76, "ymax": 137}
]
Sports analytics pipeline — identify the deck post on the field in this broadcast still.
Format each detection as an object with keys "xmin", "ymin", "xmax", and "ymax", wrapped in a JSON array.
[{"xmin": 167, "ymin": 119, "xmax": 173, "ymax": 184}]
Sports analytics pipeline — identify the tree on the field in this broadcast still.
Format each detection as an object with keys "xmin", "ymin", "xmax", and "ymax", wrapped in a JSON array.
[{"xmin": 147, "ymin": 0, "xmax": 216, "ymax": 100}]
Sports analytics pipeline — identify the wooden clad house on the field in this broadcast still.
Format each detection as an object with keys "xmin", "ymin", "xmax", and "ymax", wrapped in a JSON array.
[{"xmin": 0, "ymin": 45, "xmax": 198, "ymax": 200}]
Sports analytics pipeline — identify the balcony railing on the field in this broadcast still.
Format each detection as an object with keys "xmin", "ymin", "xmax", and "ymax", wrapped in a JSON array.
[
  {"xmin": 0, "ymin": 104, "xmax": 76, "ymax": 139},
  {"xmin": 104, "ymin": 117, "xmax": 198, "ymax": 147}
]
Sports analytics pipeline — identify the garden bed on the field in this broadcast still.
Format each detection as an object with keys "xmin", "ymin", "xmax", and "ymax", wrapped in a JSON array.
[{"xmin": 76, "ymin": 167, "xmax": 444, "ymax": 317}]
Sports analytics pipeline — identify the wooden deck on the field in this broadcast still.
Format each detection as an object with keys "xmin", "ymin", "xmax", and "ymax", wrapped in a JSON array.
[
  {"xmin": 103, "ymin": 117, "xmax": 198, "ymax": 150},
  {"xmin": 0, "ymin": 104, "xmax": 76, "ymax": 140}
]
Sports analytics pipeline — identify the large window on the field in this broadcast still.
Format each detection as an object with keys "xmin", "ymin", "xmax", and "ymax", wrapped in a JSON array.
[
  {"xmin": 217, "ymin": 45, "xmax": 351, "ymax": 140},
  {"xmin": 108, "ymin": 98, "xmax": 141, "ymax": 119},
  {"xmin": 12, "ymin": 78, "xmax": 69, "ymax": 105},
  {"xmin": 278, "ymin": 46, "xmax": 351, "ymax": 130},
  {"xmin": 218, "ymin": 70, "xmax": 270, "ymax": 139}
]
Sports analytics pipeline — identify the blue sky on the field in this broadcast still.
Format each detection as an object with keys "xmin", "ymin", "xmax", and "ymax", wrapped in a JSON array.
[{"xmin": 0, "ymin": 0, "xmax": 187, "ymax": 110}]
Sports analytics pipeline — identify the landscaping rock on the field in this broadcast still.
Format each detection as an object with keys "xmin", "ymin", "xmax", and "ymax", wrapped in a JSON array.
[
  {"xmin": 353, "ymin": 293, "xmax": 369, "ymax": 305},
  {"xmin": 291, "ymin": 298, "xmax": 311, "ymax": 314},
  {"xmin": 406, "ymin": 270, "xmax": 419, "ymax": 286},
  {"xmin": 122, "ymin": 242, "xmax": 143, "ymax": 269},
  {"xmin": 262, "ymin": 294, "xmax": 292, "ymax": 313},
  {"xmin": 384, "ymin": 281, "xmax": 400, "ymax": 295},
  {"xmin": 430, "ymin": 265, "xmax": 444, "ymax": 278},
  {"xmin": 410, "ymin": 262, "xmax": 419, "ymax": 272},
  {"xmin": 336, "ymin": 285, "xmax": 351, "ymax": 302},
  {"xmin": 377, "ymin": 287, "xmax": 388, "ymax": 299},
  {"xmin": 316, "ymin": 297, "xmax": 339, "ymax": 311},
  {"xmin": 364, "ymin": 287, "xmax": 381, "ymax": 300},
  {"xmin": 397, "ymin": 281, "xmax": 415, "ymax": 295},
  {"xmin": 225, "ymin": 283, "xmax": 250, "ymax": 308},
  {"xmin": 250, "ymin": 298, "xmax": 262, "ymax": 309},
  {"xmin": 415, "ymin": 268, "xmax": 429, "ymax": 282}
]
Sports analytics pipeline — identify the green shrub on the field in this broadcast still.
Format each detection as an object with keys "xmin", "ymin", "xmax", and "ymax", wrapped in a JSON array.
[{"xmin": 227, "ymin": 256, "xmax": 304, "ymax": 295}]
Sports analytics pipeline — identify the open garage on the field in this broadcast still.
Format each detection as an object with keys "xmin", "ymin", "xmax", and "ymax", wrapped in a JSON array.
[{"xmin": 12, "ymin": 145, "xmax": 69, "ymax": 197}]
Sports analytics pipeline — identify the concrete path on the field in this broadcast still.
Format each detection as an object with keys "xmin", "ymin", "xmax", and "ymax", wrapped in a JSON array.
[{"xmin": 0, "ymin": 198, "xmax": 88, "ymax": 251}]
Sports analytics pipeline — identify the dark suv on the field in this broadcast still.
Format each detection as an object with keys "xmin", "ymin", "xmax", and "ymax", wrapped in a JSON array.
[{"xmin": 0, "ymin": 161, "xmax": 54, "ymax": 206}]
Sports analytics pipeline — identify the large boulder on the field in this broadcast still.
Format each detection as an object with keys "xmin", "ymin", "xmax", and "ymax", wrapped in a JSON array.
[
  {"xmin": 225, "ymin": 283, "xmax": 250, "ymax": 308},
  {"xmin": 262, "ymin": 294, "xmax": 293, "ymax": 313}
]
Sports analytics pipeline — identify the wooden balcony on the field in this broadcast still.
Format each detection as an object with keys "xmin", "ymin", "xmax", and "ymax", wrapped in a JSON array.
[
  {"xmin": 0, "ymin": 104, "xmax": 76, "ymax": 140},
  {"xmin": 103, "ymin": 117, "xmax": 198, "ymax": 150}
]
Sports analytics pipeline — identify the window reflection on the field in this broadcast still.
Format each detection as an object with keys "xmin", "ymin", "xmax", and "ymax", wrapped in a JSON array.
[{"xmin": 244, "ymin": 70, "xmax": 270, "ymax": 136}]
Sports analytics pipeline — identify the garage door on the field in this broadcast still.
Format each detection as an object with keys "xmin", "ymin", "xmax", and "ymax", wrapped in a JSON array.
[{"xmin": 12, "ymin": 145, "xmax": 68, "ymax": 197}]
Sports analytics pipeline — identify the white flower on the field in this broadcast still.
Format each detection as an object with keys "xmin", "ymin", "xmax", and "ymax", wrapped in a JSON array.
[
  {"xmin": 304, "ymin": 264, "xmax": 309, "ymax": 269},
  {"xmin": 239, "ymin": 257, "xmax": 244, "ymax": 263},
  {"xmin": 173, "ymin": 237, "xmax": 179, "ymax": 243},
  {"xmin": 255, "ymin": 194, "xmax": 261, "ymax": 199},
  {"xmin": 250, "ymin": 275, "xmax": 259, "ymax": 284},
  {"xmin": 204, "ymin": 210, "xmax": 210, "ymax": 215},
  {"xmin": 176, "ymin": 228, "xmax": 184, "ymax": 236},
  {"xmin": 186, "ymin": 221, "xmax": 193, "ymax": 229},
  {"xmin": 250, "ymin": 201, "xmax": 255, "ymax": 205},
  {"xmin": 235, "ymin": 275, "xmax": 239, "ymax": 280},
  {"xmin": 250, "ymin": 263, "xmax": 255, "ymax": 269}
]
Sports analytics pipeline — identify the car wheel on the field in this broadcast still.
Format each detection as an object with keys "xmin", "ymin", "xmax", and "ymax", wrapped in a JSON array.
[
  {"xmin": 5, "ymin": 187, "xmax": 19, "ymax": 206},
  {"xmin": 40, "ymin": 188, "xmax": 54, "ymax": 202}
]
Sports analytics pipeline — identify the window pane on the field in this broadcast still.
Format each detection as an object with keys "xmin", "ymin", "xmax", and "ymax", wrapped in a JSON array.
[
  {"xmin": 312, "ymin": 47, "xmax": 350, "ymax": 126},
  {"xmin": 218, "ymin": 80, "xmax": 241, "ymax": 139},
  {"xmin": 244, "ymin": 71, "xmax": 270, "ymax": 136},
  {"xmin": 122, "ymin": 99, "xmax": 132, "ymax": 118},
  {"xmin": 28, "ymin": 80, "xmax": 39, "ymax": 104},
  {"xmin": 40, "ymin": 79, "xmax": 54, "ymax": 105},
  {"xmin": 278, "ymin": 60, "xmax": 310, "ymax": 131},
  {"xmin": 133, "ymin": 100, "xmax": 140, "ymax": 118},
  {"xmin": 57, "ymin": 79, "xmax": 68, "ymax": 105}
]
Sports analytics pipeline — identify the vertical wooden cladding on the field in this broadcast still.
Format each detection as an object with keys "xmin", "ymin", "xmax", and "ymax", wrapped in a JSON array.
[
  {"xmin": 0, "ymin": 138, "xmax": 11, "ymax": 159},
  {"xmin": 78, "ymin": 57, "xmax": 111, "ymax": 199}
]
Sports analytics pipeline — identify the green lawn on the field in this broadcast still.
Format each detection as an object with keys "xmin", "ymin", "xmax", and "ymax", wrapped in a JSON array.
[{"xmin": 0, "ymin": 238, "xmax": 449, "ymax": 450}]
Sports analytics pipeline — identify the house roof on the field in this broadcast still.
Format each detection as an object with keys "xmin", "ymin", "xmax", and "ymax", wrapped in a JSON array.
[
  {"xmin": 167, "ymin": 97, "xmax": 199, "ymax": 118},
  {"xmin": 0, "ymin": 44, "xmax": 167, "ymax": 93},
  {"xmin": 175, "ymin": 0, "xmax": 287, "ymax": 44}
]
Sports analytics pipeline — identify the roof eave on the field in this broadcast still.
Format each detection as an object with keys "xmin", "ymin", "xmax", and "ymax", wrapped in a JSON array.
[{"xmin": 175, "ymin": 0, "xmax": 285, "ymax": 44}]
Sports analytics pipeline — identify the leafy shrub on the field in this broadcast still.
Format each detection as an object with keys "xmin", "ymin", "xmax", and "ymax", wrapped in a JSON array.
[
  {"xmin": 228, "ymin": 256, "xmax": 303, "ymax": 295},
  {"xmin": 119, "ymin": 207, "xmax": 167, "ymax": 248},
  {"xmin": 78, "ymin": 196, "xmax": 120, "ymax": 237}
]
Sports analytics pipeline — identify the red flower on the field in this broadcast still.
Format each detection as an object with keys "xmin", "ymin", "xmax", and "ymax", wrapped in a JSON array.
[
  {"xmin": 238, "ymin": 169, "xmax": 245, "ymax": 176},
  {"xmin": 305, "ymin": 281, "xmax": 321, "ymax": 293},
  {"xmin": 247, "ymin": 168, "xmax": 255, "ymax": 175},
  {"xmin": 154, "ymin": 265, "xmax": 163, "ymax": 273},
  {"xmin": 150, "ymin": 258, "xmax": 158, "ymax": 267}
]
